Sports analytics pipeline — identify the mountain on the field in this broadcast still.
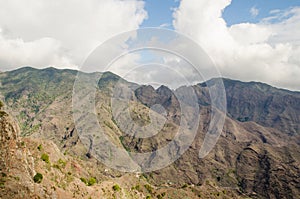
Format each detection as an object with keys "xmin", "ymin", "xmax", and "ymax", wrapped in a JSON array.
[
  {"xmin": 0, "ymin": 66, "xmax": 299, "ymax": 199},
  {"xmin": 213, "ymin": 78, "xmax": 299, "ymax": 135}
]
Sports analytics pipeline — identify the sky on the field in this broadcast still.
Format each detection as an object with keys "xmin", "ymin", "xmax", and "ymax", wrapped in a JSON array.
[{"xmin": 0, "ymin": 0, "xmax": 300, "ymax": 90}]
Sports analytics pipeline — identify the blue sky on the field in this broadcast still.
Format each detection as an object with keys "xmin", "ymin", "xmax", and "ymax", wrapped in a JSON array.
[
  {"xmin": 223, "ymin": 0, "xmax": 300, "ymax": 25},
  {"xmin": 142, "ymin": 0, "xmax": 300, "ymax": 27},
  {"xmin": 142, "ymin": 0, "xmax": 180, "ymax": 28}
]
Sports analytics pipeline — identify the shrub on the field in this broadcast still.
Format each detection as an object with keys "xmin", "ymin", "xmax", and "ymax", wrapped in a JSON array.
[
  {"xmin": 144, "ymin": 184, "xmax": 153, "ymax": 194},
  {"xmin": 80, "ymin": 177, "xmax": 87, "ymax": 184},
  {"xmin": 181, "ymin": 184, "xmax": 188, "ymax": 188},
  {"xmin": 41, "ymin": 153, "xmax": 50, "ymax": 163},
  {"xmin": 33, "ymin": 173, "xmax": 43, "ymax": 183},
  {"xmin": 112, "ymin": 184, "xmax": 121, "ymax": 191},
  {"xmin": 37, "ymin": 144, "xmax": 43, "ymax": 151},
  {"xmin": 57, "ymin": 158, "xmax": 66, "ymax": 168},
  {"xmin": 88, "ymin": 177, "xmax": 97, "ymax": 186},
  {"xmin": 132, "ymin": 184, "xmax": 141, "ymax": 191}
]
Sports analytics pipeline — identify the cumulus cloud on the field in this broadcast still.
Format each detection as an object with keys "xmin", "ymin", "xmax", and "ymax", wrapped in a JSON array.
[
  {"xmin": 0, "ymin": 29, "xmax": 74, "ymax": 70},
  {"xmin": 0, "ymin": 0, "xmax": 147, "ymax": 70},
  {"xmin": 173, "ymin": 0, "xmax": 300, "ymax": 90}
]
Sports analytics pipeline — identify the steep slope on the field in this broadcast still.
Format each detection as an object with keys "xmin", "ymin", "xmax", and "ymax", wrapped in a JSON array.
[
  {"xmin": 0, "ymin": 67, "xmax": 77, "ymax": 136},
  {"xmin": 199, "ymin": 78, "xmax": 300, "ymax": 136}
]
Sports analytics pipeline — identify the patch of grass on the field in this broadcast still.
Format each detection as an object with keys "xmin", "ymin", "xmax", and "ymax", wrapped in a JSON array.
[{"xmin": 33, "ymin": 173, "xmax": 43, "ymax": 183}]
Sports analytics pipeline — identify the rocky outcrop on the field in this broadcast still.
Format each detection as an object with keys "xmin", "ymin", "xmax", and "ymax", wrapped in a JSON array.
[
  {"xmin": 202, "ymin": 78, "xmax": 300, "ymax": 136},
  {"xmin": 236, "ymin": 145, "xmax": 300, "ymax": 199},
  {"xmin": 0, "ymin": 102, "xmax": 37, "ymax": 198}
]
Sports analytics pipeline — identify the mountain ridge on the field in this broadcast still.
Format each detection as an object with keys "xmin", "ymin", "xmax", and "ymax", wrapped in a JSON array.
[{"xmin": 0, "ymin": 66, "xmax": 299, "ymax": 198}]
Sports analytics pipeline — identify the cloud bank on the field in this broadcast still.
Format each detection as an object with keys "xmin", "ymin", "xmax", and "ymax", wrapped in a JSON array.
[
  {"xmin": 173, "ymin": 0, "xmax": 300, "ymax": 90},
  {"xmin": 0, "ymin": 0, "xmax": 147, "ymax": 70}
]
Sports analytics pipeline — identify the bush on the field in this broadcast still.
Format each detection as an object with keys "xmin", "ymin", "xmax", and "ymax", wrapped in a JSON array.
[
  {"xmin": 88, "ymin": 177, "xmax": 97, "ymax": 186},
  {"xmin": 80, "ymin": 177, "xmax": 97, "ymax": 186},
  {"xmin": 144, "ymin": 184, "xmax": 153, "ymax": 194},
  {"xmin": 33, "ymin": 173, "xmax": 43, "ymax": 183},
  {"xmin": 41, "ymin": 153, "xmax": 50, "ymax": 163},
  {"xmin": 181, "ymin": 184, "xmax": 188, "ymax": 188},
  {"xmin": 112, "ymin": 184, "xmax": 121, "ymax": 191},
  {"xmin": 37, "ymin": 144, "xmax": 43, "ymax": 151},
  {"xmin": 80, "ymin": 177, "xmax": 87, "ymax": 184},
  {"xmin": 57, "ymin": 158, "xmax": 66, "ymax": 168}
]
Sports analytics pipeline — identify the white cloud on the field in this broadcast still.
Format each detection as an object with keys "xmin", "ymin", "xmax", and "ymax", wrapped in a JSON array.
[
  {"xmin": 0, "ymin": 29, "xmax": 74, "ymax": 70},
  {"xmin": 0, "ymin": 0, "xmax": 147, "ymax": 70},
  {"xmin": 173, "ymin": 0, "xmax": 300, "ymax": 90},
  {"xmin": 250, "ymin": 6, "xmax": 259, "ymax": 17}
]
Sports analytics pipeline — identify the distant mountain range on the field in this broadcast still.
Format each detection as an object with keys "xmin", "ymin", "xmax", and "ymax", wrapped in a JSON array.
[{"xmin": 0, "ymin": 66, "xmax": 299, "ymax": 199}]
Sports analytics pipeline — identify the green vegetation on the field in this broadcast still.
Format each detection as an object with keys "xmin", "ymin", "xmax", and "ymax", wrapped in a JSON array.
[
  {"xmin": 144, "ymin": 184, "xmax": 153, "ymax": 194},
  {"xmin": 57, "ymin": 158, "xmax": 66, "ymax": 168},
  {"xmin": 20, "ymin": 141, "xmax": 25, "ymax": 147},
  {"xmin": 13, "ymin": 176, "xmax": 20, "ymax": 181},
  {"xmin": 80, "ymin": 177, "xmax": 87, "ymax": 184},
  {"xmin": 41, "ymin": 153, "xmax": 50, "ymax": 163},
  {"xmin": 80, "ymin": 177, "xmax": 97, "ymax": 186},
  {"xmin": 146, "ymin": 195, "xmax": 151, "ymax": 199},
  {"xmin": 33, "ymin": 173, "xmax": 43, "ymax": 183},
  {"xmin": 0, "ymin": 172, "xmax": 7, "ymax": 188},
  {"xmin": 0, "ymin": 67, "xmax": 77, "ymax": 136},
  {"xmin": 119, "ymin": 136, "xmax": 131, "ymax": 152},
  {"xmin": 112, "ymin": 184, "xmax": 121, "ymax": 191},
  {"xmin": 37, "ymin": 144, "xmax": 43, "ymax": 151},
  {"xmin": 88, "ymin": 177, "xmax": 97, "ymax": 186},
  {"xmin": 131, "ymin": 184, "xmax": 141, "ymax": 191},
  {"xmin": 181, "ymin": 184, "xmax": 188, "ymax": 188},
  {"xmin": 237, "ymin": 117, "xmax": 250, "ymax": 122},
  {"xmin": 0, "ymin": 110, "xmax": 7, "ymax": 117},
  {"xmin": 157, "ymin": 195, "xmax": 163, "ymax": 199}
]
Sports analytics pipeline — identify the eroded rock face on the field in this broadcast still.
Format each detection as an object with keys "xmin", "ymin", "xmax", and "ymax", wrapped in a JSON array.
[
  {"xmin": 0, "ymin": 103, "xmax": 37, "ymax": 198},
  {"xmin": 236, "ymin": 145, "xmax": 300, "ymax": 199}
]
